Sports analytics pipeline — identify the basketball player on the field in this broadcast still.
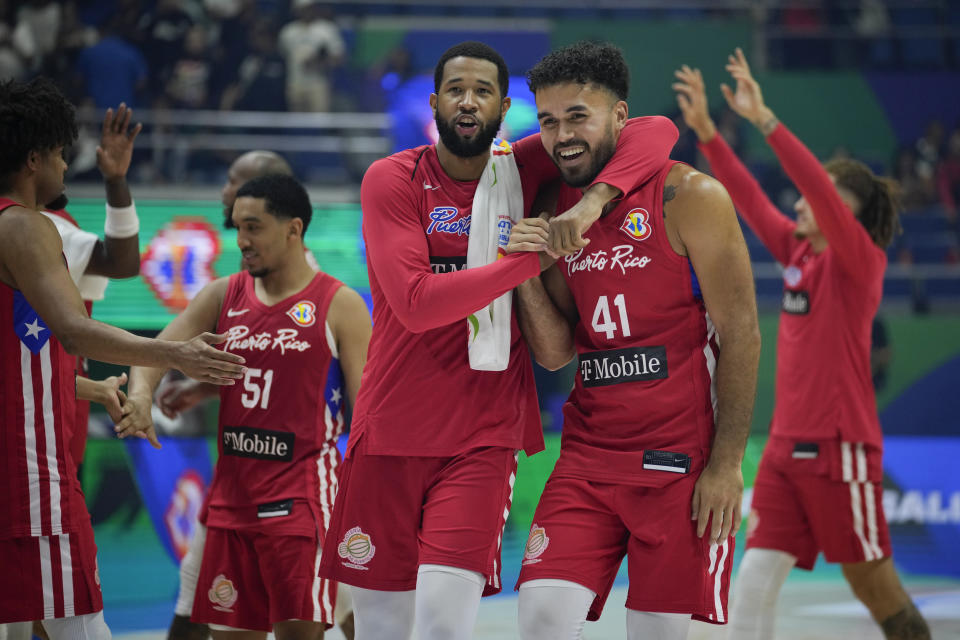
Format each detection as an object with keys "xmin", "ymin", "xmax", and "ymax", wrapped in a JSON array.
[
  {"xmin": 0, "ymin": 78, "xmax": 245, "ymax": 640},
  {"xmin": 507, "ymin": 41, "xmax": 761, "ymax": 639},
  {"xmin": 672, "ymin": 49, "xmax": 931, "ymax": 640},
  {"xmin": 159, "ymin": 151, "xmax": 355, "ymax": 640},
  {"xmin": 315, "ymin": 40, "xmax": 678, "ymax": 640},
  {"xmin": 119, "ymin": 174, "xmax": 371, "ymax": 640},
  {"xmin": 45, "ymin": 102, "xmax": 143, "ymax": 470}
]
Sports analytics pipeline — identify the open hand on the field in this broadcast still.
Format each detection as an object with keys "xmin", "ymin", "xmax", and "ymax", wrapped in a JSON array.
[
  {"xmin": 719, "ymin": 48, "xmax": 774, "ymax": 129},
  {"xmin": 691, "ymin": 462, "xmax": 743, "ymax": 545},
  {"xmin": 157, "ymin": 378, "xmax": 217, "ymax": 418},
  {"xmin": 173, "ymin": 333, "xmax": 246, "ymax": 385},
  {"xmin": 97, "ymin": 104, "xmax": 142, "ymax": 181},
  {"xmin": 672, "ymin": 65, "xmax": 716, "ymax": 142}
]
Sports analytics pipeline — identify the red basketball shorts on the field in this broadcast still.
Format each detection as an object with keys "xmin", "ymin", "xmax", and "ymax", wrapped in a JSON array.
[
  {"xmin": 192, "ymin": 527, "xmax": 335, "ymax": 631},
  {"xmin": 516, "ymin": 473, "xmax": 734, "ymax": 624},
  {"xmin": 0, "ymin": 520, "xmax": 103, "ymax": 623},
  {"xmin": 318, "ymin": 445, "xmax": 518, "ymax": 596},
  {"xmin": 747, "ymin": 437, "xmax": 891, "ymax": 569}
]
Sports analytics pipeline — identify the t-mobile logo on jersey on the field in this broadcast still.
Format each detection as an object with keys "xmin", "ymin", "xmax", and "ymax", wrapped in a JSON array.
[
  {"xmin": 781, "ymin": 290, "xmax": 810, "ymax": 315},
  {"xmin": 222, "ymin": 426, "xmax": 294, "ymax": 461},
  {"xmin": 565, "ymin": 244, "xmax": 652, "ymax": 277},
  {"xmin": 429, "ymin": 256, "xmax": 466, "ymax": 274},
  {"xmin": 579, "ymin": 346, "xmax": 668, "ymax": 387}
]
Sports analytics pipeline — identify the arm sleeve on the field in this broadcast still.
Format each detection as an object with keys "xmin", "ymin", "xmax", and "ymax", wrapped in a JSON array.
[
  {"xmin": 587, "ymin": 116, "xmax": 679, "ymax": 195},
  {"xmin": 766, "ymin": 124, "xmax": 884, "ymax": 280},
  {"xmin": 362, "ymin": 158, "xmax": 540, "ymax": 333},
  {"xmin": 699, "ymin": 132, "xmax": 799, "ymax": 265}
]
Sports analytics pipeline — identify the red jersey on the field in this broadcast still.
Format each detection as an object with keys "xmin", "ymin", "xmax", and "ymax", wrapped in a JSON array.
[
  {"xmin": 700, "ymin": 126, "xmax": 885, "ymax": 448},
  {"xmin": 45, "ymin": 208, "xmax": 93, "ymax": 466},
  {"xmin": 551, "ymin": 163, "xmax": 718, "ymax": 485},
  {"xmin": 204, "ymin": 271, "xmax": 346, "ymax": 536},
  {"xmin": 352, "ymin": 117, "xmax": 679, "ymax": 458},
  {"xmin": 0, "ymin": 198, "xmax": 84, "ymax": 539}
]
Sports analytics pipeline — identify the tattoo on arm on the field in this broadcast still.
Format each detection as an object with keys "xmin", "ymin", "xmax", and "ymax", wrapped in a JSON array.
[
  {"xmin": 880, "ymin": 602, "xmax": 930, "ymax": 640},
  {"xmin": 663, "ymin": 184, "xmax": 677, "ymax": 218}
]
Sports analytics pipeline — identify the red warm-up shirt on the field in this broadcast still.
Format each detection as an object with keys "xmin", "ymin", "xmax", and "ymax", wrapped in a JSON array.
[
  {"xmin": 350, "ymin": 117, "xmax": 679, "ymax": 457},
  {"xmin": 700, "ymin": 125, "xmax": 885, "ymax": 448}
]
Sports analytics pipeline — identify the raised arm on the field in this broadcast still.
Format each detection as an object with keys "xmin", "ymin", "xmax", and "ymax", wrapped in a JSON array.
[
  {"xmin": 327, "ymin": 286, "xmax": 372, "ymax": 409},
  {"xmin": 719, "ymin": 48, "xmax": 882, "ymax": 280},
  {"xmin": 673, "ymin": 64, "xmax": 798, "ymax": 265},
  {"xmin": 86, "ymin": 104, "xmax": 143, "ymax": 278},
  {"xmin": 0, "ymin": 211, "xmax": 244, "ymax": 381},
  {"xmin": 362, "ymin": 158, "xmax": 543, "ymax": 333},
  {"xmin": 666, "ymin": 164, "xmax": 761, "ymax": 545}
]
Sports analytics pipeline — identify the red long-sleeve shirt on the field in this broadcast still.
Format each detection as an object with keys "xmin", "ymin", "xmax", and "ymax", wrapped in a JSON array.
[
  {"xmin": 350, "ymin": 117, "xmax": 679, "ymax": 457},
  {"xmin": 700, "ymin": 125, "xmax": 886, "ymax": 448}
]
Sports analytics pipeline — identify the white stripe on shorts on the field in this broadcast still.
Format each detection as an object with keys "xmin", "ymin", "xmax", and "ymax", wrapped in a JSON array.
[
  {"xmin": 849, "ymin": 478, "xmax": 874, "ymax": 561},
  {"xmin": 490, "ymin": 452, "xmax": 519, "ymax": 591},
  {"xmin": 841, "ymin": 442, "xmax": 853, "ymax": 482},
  {"xmin": 59, "ymin": 534, "xmax": 75, "ymax": 617},
  {"xmin": 22, "ymin": 343, "xmax": 42, "ymax": 535},
  {"xmin": 39, "ymin": 345, "xmax": 62, "ymax": 535},
  {"xmin": 711, "ymin": 539, "xmax": 728, "ymax": 623},
  {"xmin": 39, "ymin": 536, "xmax": 54, "ymax": 619}
]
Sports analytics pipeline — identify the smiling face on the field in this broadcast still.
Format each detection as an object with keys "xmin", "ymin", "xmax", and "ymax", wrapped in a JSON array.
[
  {"xmin": 231, "ymin": 196, "xmax": 301, "ymax": 278},
  {"xmin": 535, "ymin": 82, "xmax": 627, "ymax": 188},
  {"xmin": 430, "ymin": 56, "xmax": 509, "ymax": 159}
]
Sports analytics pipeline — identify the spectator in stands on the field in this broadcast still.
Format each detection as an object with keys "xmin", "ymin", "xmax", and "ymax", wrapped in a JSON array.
[
  {"xmin": 0, "ymin": 0, "xmax": 28, "ymax": 80},
  {"xmin": 75, "ymin": 17, "xmax": 148, "ymax": 108},
  {"xmin": 937, "ymin": 126, "xmax": 960, "ymax": 222},
  {"xmin": 138, "ymin": 0, "xmax": 196, "ymax": 87},
  {"xmin": 40, "ymin": 1, "xmax": 98, "ymax": 103},
  {"xmin": 164, "ymin": 25, "xmax": 212, "ymax": 109},
  {"xmin": 9, "ymin": 0, "xmax": 60, "ymax": 72},
  {"xmin": 893, "ymin": 147, "xmax": 936, "ymax": 211},
  {"xmin": 915, "ymin": 119, "xmax": 944, "ymax": 185},
  {"xmin": 278, "ymin": 0, "xmax": 345, "ymax": 112},
  {"xmin": 219, "ymin": 20, "xmax": 287, "ymax": 111}
]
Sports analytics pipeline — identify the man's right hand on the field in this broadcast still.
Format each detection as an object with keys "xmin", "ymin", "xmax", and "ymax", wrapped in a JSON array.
[
  {"xmin": 114, "ymin": 393, "xmax": 161, "ymax": 449},
  {"xmin": 171, "ymin": 333, "xmax": 246, "ymax": 385},
  {"xmin": 506, "ymin": 217, "xmax": 557, "ymax": 272},
  {"xmin": 157, "ymin": 379, "xmax": 218, "ymax": 418}
]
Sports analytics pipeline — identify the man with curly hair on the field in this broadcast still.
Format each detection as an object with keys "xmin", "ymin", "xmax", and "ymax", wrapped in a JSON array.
[
  {"xmin": 507, "ymin": 41, "xmax": 760, "ymax": 639},
  {"xmin": 0, "ymin": 77, "xmax": 246, "ymax": 640}
]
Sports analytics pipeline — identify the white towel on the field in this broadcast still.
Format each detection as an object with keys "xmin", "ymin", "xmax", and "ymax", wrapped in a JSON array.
[{"xmin": 467, "ymin": 139, "xmax": 524, "ymax": 371}]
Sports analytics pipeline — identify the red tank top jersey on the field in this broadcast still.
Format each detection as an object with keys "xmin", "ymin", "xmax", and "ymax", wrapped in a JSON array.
[
  {"xmin": 46, "ymin": 208, "xmax": 93, "ymax": 465},
  {"xmin": 204, "ymin": 270, "xmax": 346, "ymax": 535},
  {"xmin": 0, "ymin": 198, "xmax": 85, "ymax": 539},
  {"xmin": 552, "ymin": 163, "xmax": 719, "ymax": 486},
  {"xmin": 700, "ymin": 126, "xmax": 885, "ymax": 448},
  {"xmin": 352, "ymin": 118, "xmax": 680, "ymax": 458}
]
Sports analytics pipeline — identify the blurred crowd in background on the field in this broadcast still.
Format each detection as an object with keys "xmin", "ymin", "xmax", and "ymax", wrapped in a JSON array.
[{"xmin": 2, "ymin": 0, "xmax": 959, "ymax": 297}]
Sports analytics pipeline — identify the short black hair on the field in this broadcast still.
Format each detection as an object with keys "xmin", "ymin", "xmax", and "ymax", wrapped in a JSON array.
[
  {"xmin": 0, "ymin": 77, "xmax": 77, "ymax": 189},
  {"xmin": 527, "ymin": 41, "xmax": 629, "ymax": 102},
  {"xmin": 434, "ymin": 41, "xmax": 509, "ymax": 98},
  {"xmin": 235, "ymin": 174, "xmax": 313, "ymax": 236}
]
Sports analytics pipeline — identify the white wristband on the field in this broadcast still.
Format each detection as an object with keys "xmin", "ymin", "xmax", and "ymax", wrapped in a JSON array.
[{"xmin": 104, "ymin": 202, "xmax": 140, "ymax": 238}]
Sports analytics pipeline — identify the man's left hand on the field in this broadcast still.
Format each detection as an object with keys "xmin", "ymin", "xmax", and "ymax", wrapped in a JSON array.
[{"xmin": 691, "ymin": 462, "xmax": 743, "ymax": 545}]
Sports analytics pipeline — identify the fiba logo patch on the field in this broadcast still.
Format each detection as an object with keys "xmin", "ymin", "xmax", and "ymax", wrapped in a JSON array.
[
  {"xmin": 141, "ymin": 218, "xmax": 221, "ymax": 311},
  {"xmin": 783, "ymin": 265, "xmax": 803, "ymax": 287},
  {"xmin": 209, "ymin": 574, "xmax": 238, "ymax": 612},
  {"xmin": 286, "ymin": 300, "xmax": 317, "ymax": 327},
  {"xmin": 619, "ymin": 208, "xmax": 652, "ymax": 242},
  {"xmin": 522, "ymin": 524, "xmax": 550, "ymax": 565},
  {"xmin": 338, "ymin": 526, "xmax": 376, "ymax": 569}
]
